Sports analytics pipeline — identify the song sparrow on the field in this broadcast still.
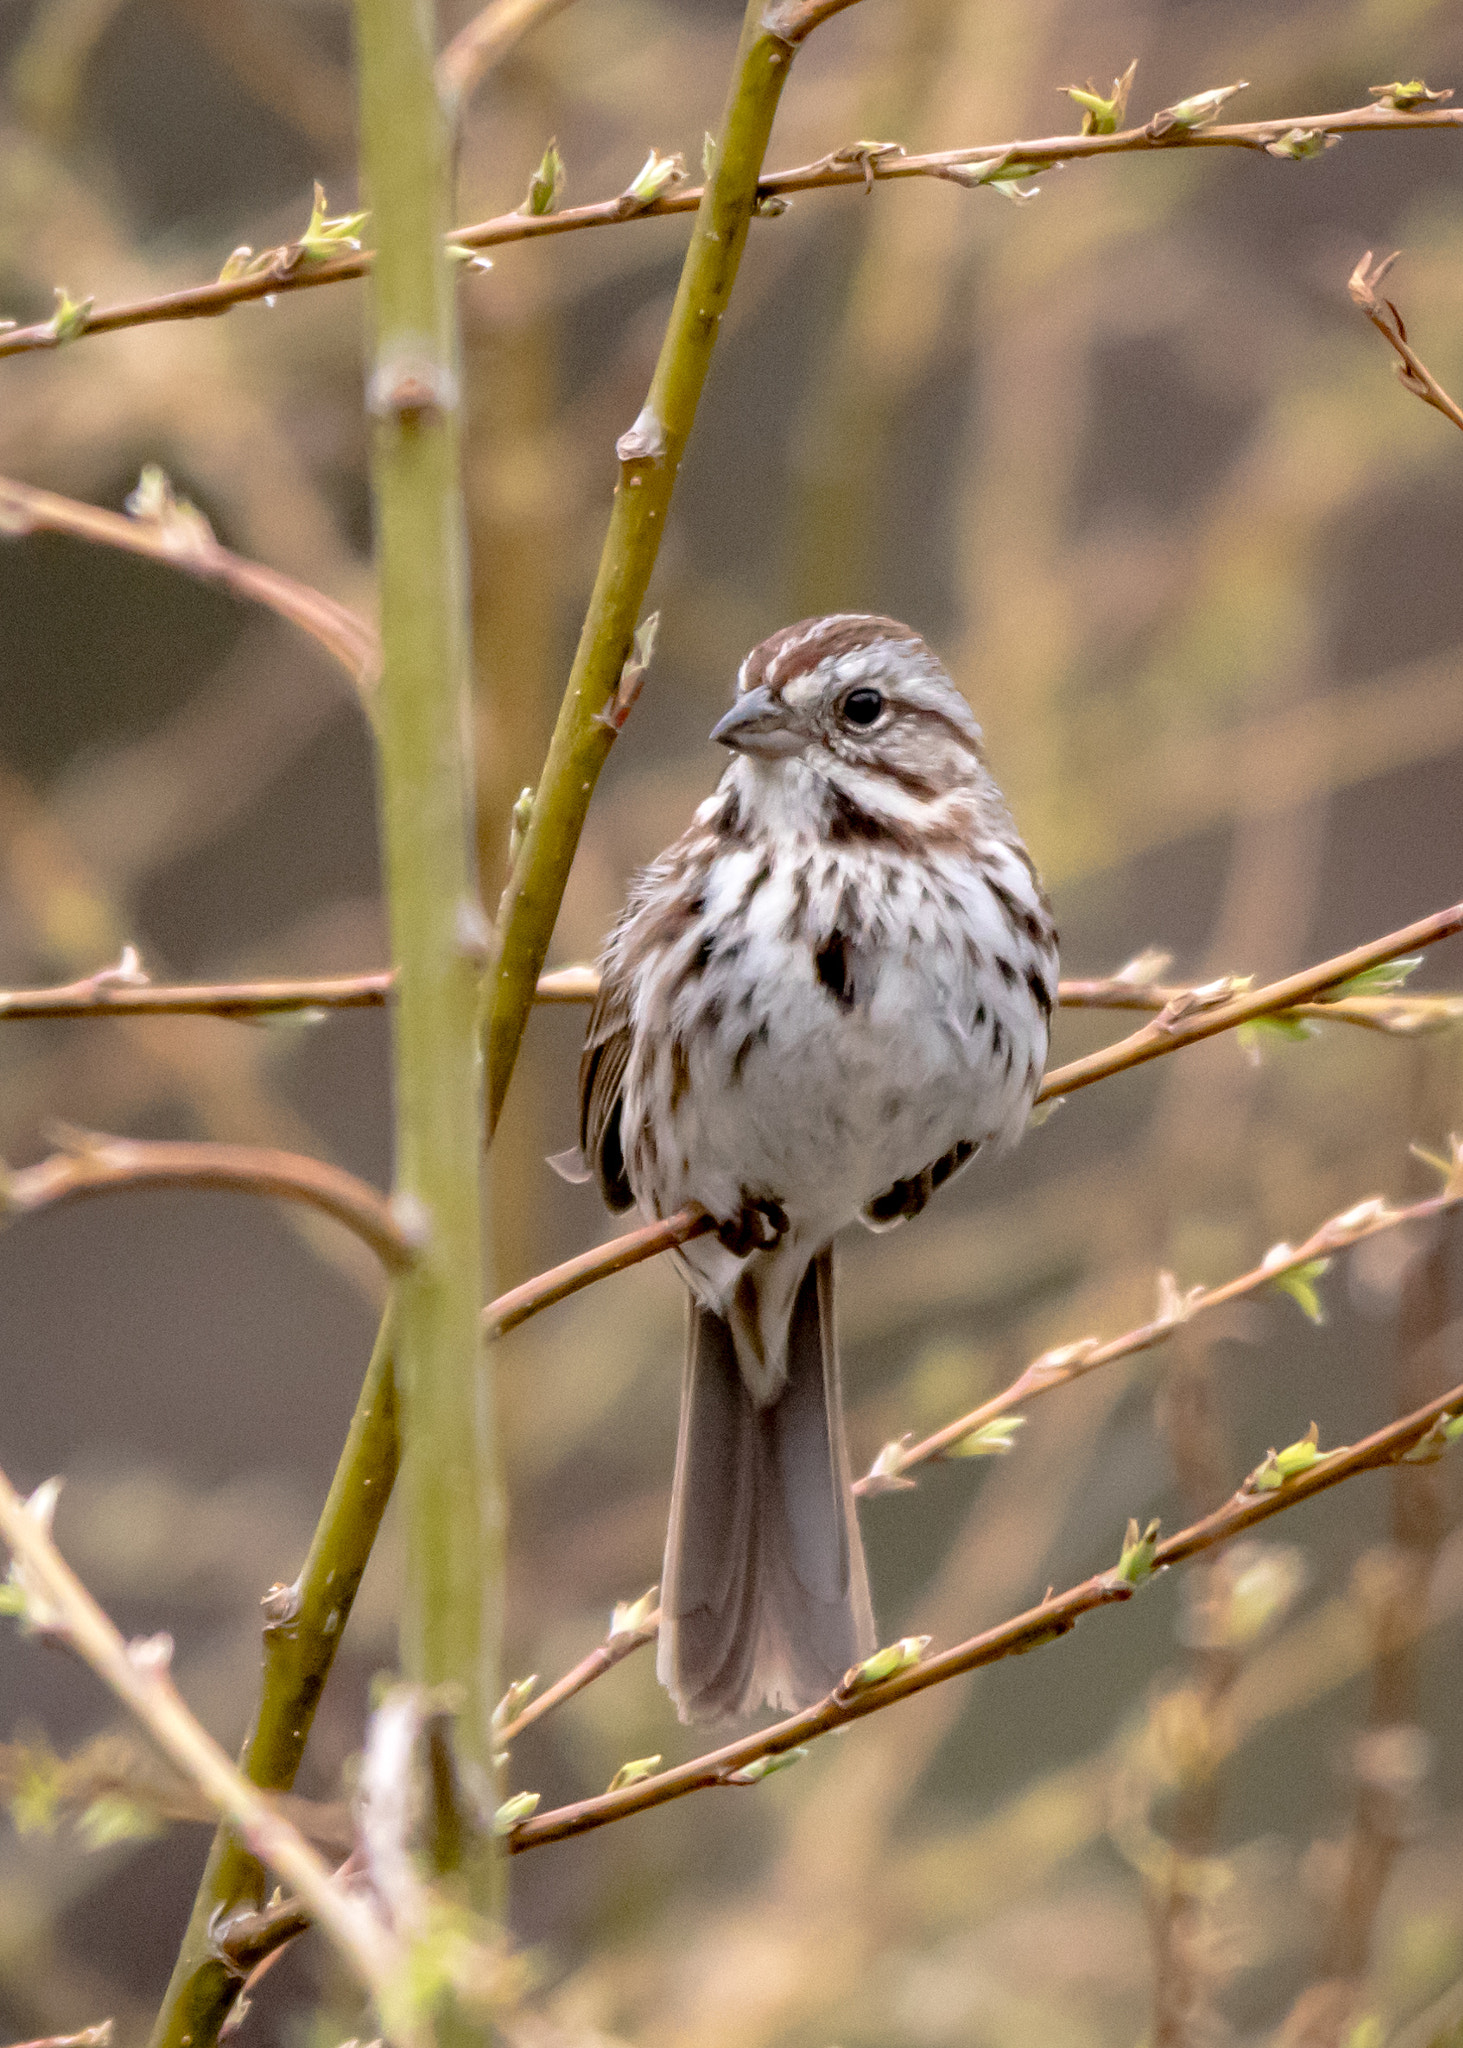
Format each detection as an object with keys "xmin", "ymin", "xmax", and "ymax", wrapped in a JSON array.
[{"xmin": 565, "ymin": 614, "xmax": 1057, "ymax": 1722}]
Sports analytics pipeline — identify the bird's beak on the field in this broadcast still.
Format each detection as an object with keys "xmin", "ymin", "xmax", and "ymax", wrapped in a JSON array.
[{"xmin": 709, "ymin": 684, "xmax": 804, "ymax": 759}]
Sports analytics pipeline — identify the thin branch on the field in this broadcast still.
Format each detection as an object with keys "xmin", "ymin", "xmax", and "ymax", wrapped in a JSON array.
[
  {"xmin": 1348, "ymin": 250, "xmax": 1463, "ymax": 435},
  {"xmin": 0, "ymin": 956, "xmax": 1453, "ymax": 1031},
  {"xmin": 482, "ymin": 0, "xmax": 812, "ymax": 1130},
  {"xmin": 483, "ymin": 1206, "xmax": 710, "ymax": 1337},
  {"xmin": 150, "ymin": 1315, "xmax": 398, "ymax": 2048},
  {"xmin": 0, "ymin": 965, "xmax": 394, "ymax": 1020},
  {"xmin": 492, "ymin": 1139, "xmax": 1463, "ymax": 1738},
  {"xmin": 504, "ymin": 1376, "xmax": 1463, "ymax": 1852},
  {"xmin": 0, "ymin": 1464, "xmax": 398, "ymax": 1997},
  {"xmin": 0, "ymin": 472, "xmax": 377, "ymax": 695},
  {"xmin": 496, "ymin": 1606, "xmax": 661, "ymax": 1743},
  {"xmin": 1035, "ymin": 902, "xmax": 1463, "ymax": 1104},
  {"xmin": 2, "ymin": 1130, "xmax": 419, "ymax": 1271},
  {"xmin": 0, "ymin": 102, "xmax": 1455, "ymax": 361},
  {"xmin": 0, "ymin": 962, "xmax": 586, "ymax": 1020},
  {"xmin": 5, "ymin": 2028, "xmax": 115, "ymax": 2048},
  {"xmin": 869, "ymin": 1165, "xmax": 1463, "ymax": 1489},
  {"xmin": 435, "ymin": 0, "xmax": 577, "ymax": 119}
]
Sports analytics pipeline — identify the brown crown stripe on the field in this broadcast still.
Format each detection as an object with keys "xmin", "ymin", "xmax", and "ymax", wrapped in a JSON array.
[{"xmin": 742, "ymin": 614, "xmax": 925, "ymax": 697}]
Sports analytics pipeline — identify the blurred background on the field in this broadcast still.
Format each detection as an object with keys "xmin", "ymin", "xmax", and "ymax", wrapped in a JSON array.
[{"xmin": 0, "ymin": 0, "xmax": 1461, "ymax": 2041}]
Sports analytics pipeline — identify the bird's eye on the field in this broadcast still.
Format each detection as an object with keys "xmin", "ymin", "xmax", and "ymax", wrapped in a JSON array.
[{"xmin": 841, "ymin": 687, "xmax": 884, "ymax": 727}]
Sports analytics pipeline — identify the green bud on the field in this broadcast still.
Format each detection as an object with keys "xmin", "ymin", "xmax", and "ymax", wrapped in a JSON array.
[
  {"xmin": 492, "ymin": 1790, "xmax": 540, "ymax": 1834},
  {"xmin": 624, "ymin": 148, "xmax": 686, "ymax": 209},
  {"xmin": 298, "ymin": 183, "xmax": 369, "ymax": 262},
  {"xmin": 48, "ymin": 287, "xmax": 94, "ymax": 345},
  {"xmin": 1263, "ymin": 127, "xmax": 1340, "ymax": 160},
  {"xmin": 1059, "ymin": 58, "xmax": 1138, "ymax": 135},
  {"xmin": 1147, "ymin": 81, "xmax": 1249, "ymax": 137},
  {"xmin": 446, "ymin": 244, "xmax": 493, "ymax": 272},
  {"xmin": 607, "ymin": 1754, "xmax": 662, "ymax": 1792},
  {"xmin": 1110, "ymin": 1515, "xmax": 1162, "ymax": 1587},
  {"xmin": 522, "ymin": 139, "xmax": 566, "ymax": 216},
  {"xmin": 491, "ymin": 1673, "xmax": 538, "ymax": 1733},
  {"xmin": 1321, "ymin": 955, "xmax": 1422, "ymax": 999},
  {"xmin": 947, "ymin": 1414, "xmax": 1026, "ymax": 1458},
  {"xmin": 723, "ymin": 1746, "xmax": 809, "ymax": 1784},
  {"xmin": 1236, "ymin": 1014, "xmax": 1315, "ymax": 1064},
  {"xmin": 609, "ymin": 1584, "xmax": 659, "ymax": 1638},
  {"xmin": 1247, "ymin": 1422, "xmax": 1326, "ymax": 1492},
  {"xmin": 1268, "ymin": 1256, "xmax": 1331, "ymax": 1325},
  {"xmin": 841, "ymin": 1635, "xmax": 931, "ymax": 1693},
  {"xmin": 1370, "ymin": 80, "xmax": 1453, "ymax": 111},
  {"xmin": 77, "ymin": 1793, "xmax": 164, "ymax": 1850},
  {"xmin": 1401, "ymin": 1411, "xmax": 1463, "ymax": 1463}
]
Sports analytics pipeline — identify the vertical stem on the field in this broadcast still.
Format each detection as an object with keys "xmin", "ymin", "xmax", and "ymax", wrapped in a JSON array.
[
  {"xmin": 484, "ymin": 0, "xmax": 797, "ymax": 1128},
  {"xmin": 148, "ymin": 1316, "xmax": 401, "ymax": 2048},
  {"xmin": 354, "ymin": 0, "xmax": 499, "ymax": 1904}
]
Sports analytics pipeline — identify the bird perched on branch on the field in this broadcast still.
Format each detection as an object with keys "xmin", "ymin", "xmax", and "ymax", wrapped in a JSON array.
[{"xmin": 562, "ymin": 614, "xmax": 1057, "ymax": 1721}]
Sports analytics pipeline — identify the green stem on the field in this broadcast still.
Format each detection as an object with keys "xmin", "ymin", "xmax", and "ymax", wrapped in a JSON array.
[
  {"xmin": 147, "ymin": 1313, "xmax": 400, "ymax": 2048},
  {"xmin": 484, "ymin": 0, "xmax": 797, "ymax": 1126},
  {"xmin": 354, "ymin": 0, "xmax": 500, "ymax": 1920}
]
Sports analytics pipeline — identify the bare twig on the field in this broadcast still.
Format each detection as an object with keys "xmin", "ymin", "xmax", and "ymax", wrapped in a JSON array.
[
  {"xmin": 2, "ymin": 1130, "xmax": 418, "ymax": 1271},
  {"xmin": 493, "ymin": 1138, "xmax": 1463, "ymax": 1737},
  {"xmin": 0, "ymin": 472, "xmax": 377, "ymax": 694},
  {"xmin": 435, "ymin": 0, "xmax": 577, "ymax": 117},
  {"xmin": 483, "ymin": 1206, "xmax": 710, "ymax": 1337},
  {"xmin": 1036, "ymin": 902, "xmax": 1463, "ymax": 1104},
  {"xmin": 503, "ymin": 1376, "xmax": 1463, "ymax": 1851},
  {"xmin": 1, "ymin": 103, "xmax": 1452, "ymax": 353},
  {"xmin": 5, "ymin": 2027, "xmax": 115, "ymax": 2048},
  {"xmin": 0, "ymin": 962, "xmax": 592, "ymax": 1020},
  {"xmin": 1057, "ymin": 975, "xmax": 1463, "ymax": 1037},
  {"xmin": 496, "ymin": 1604, "xmax": 661, "ymax": 1743},
  {"xmin": 0, "ymin": 1465, "xmax": 398, "ymax": 1995},
  {"xmin": 1348, "ymin": 250, "xmax": 1463, "ymax": 435}
]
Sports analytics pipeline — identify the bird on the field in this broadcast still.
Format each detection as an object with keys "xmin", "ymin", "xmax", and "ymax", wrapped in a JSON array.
[{"xmin": 562, "ymin": 613, "xmax": 1057, "ymax": 1721}]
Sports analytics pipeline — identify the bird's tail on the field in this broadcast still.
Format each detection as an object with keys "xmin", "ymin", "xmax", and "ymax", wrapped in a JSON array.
[{"xmin": 657, "ymin": 1245, "xmax": 875, "ymax": 1722}]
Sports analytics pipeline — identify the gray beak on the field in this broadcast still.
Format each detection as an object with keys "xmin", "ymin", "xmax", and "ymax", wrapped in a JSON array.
[{"xmin": 709, "ymin": 683, "xmax": 804, "ymax": 759}]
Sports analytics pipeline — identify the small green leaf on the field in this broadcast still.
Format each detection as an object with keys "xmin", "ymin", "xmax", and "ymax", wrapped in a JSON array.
[
  {"xmin": 607, "ymin": 1754, "xmax": 661, "ymax": 1792},
  {"xmin": 623, "ymin": 148, "xmax": 686, "ymax": 208},
  {"xmin": 1059, "ymin": 58, "xmax": 1137, "ymax": 135},
  {"xmin": 298, "ymin": 183, "xmax": 369, "ymax": 262},
  {"xmin": 1264, "ymin": 127, "xmax": 1340, "ymax": 160},
  {"xmin": 1370, "ymin": 80, "xmax": 1452, "ymax": 111},
  {"xmin": 9, "ymin": 1750, "xmax": 62, "ymax": 1834},
  {"xmin": 1247, "ymin": 1422, "xmax": 1324, "ymax": 1492},
  {"xmin": 446, "ymin": 244, "xmax": 493, "ymax": 272},
  {"xmin": 610, "ymin": 1584, "xmax": 659, "ymax": 1638},
  {"xmin": 521, "ymin": 139, "xmax": 565, "ymax": 217},
  {"xmin": 946, "ymin": 1414, "xmax": 1026, "ymax": 1457},
  {"xmin": 1270, "ymin": 1256, "xmax": 1330, "ymax": 1325},
  {"xmin": 1321, "ymin": 956, "xmax": 1423, "ymax": 999},
  {"xmin": 48, "ymin": 287, "xmax": 94, "ymax": 345},
  {"xmin": 491, "ymin": 1673, "xmax": 538, "ymax": 1733},
  {"xmin": 1401, "ymin": 1411, "xmax": 1463, "ymax": 1463},
  {"xmin": 1147, "ymin": 81, "xmax": 1249, "ymax": 137},
  {"xmin": 1110, "ymin": 1515, "xmax": 1162, "ymax": 1587},
  {"xmin": 841, "ymin": 1635, "xmax": 931, "ymax": 1693},
  {"xmin": 76, "ymin": 1794, "xmax": 164, "ymax": 1850},
  {"xmin": 723, "ymin": 1746, "xmax": 809, "ymax": 1784},
  {"xmin": 492, "ymin": 1790, "xmax": 540, "ymax": 1834}
]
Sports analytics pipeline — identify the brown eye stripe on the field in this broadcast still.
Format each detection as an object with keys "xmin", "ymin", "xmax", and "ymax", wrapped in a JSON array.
[{"xmin": 742, "ymin": 613, "xmax": 923, "ymax": 696}]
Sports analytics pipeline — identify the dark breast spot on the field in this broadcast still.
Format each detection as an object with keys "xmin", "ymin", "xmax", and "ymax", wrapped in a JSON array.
[
  {"xmin": 688, "ymin": 934, "xmax": 715, "ymax": 975},
  {"xmin": 1025, "ymin": 966, "xmax": 1053, "ymax": 1019},
  {"xmin": 815, "ymin": 932, "xmax": 855, "ymax": 1008},
  {"xmin": 995, "ymin": 955, "xmax": 1017, "ymax": 987}
]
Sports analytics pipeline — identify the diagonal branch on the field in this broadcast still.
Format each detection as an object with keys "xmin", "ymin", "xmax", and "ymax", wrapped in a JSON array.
[
  {"xmin": 0, "ymin": 472, "xmax": 378, "ymax": 696},
  {"xmin": 482, "ymin": 0, "xmax": 814, "ymax": 1130},
  {"xmin": 504, "ymin": 1376, "xmax": 1463, "ymax": 1851},
  {"xmin": 0, "ymin": 104, "xmax": 1457, "ymax": 361},
  {"xmin": 1035, "ymin": 901, "xmax": 1463, "ymax": 1104},
  {"xmin": 495, "ymin": 1138, "xmax": 1463, "ymax": 1736},
  {"xmin": 1347, "ymin": 249, "xmax": 1463, "ymax": 435},
  {"xmin": 2, "ymin": 1130, "xmax": 419, "ymax": 1270},
  {"xmin": 0, "ymin": 1463, "xmax": 399, "ymax": 1997}
]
